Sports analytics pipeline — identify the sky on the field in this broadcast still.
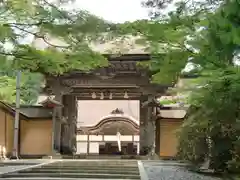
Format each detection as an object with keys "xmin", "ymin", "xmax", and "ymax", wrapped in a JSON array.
[
  {"xmin": 73, "ymin": 0, "xmax": 149, "ymax": 23},
  {"xmin": 5, "ymin": 0, "xmax": 149, "ymax": 50}
]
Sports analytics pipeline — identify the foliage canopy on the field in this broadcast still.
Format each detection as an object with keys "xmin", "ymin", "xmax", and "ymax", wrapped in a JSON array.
[
  {"xmin": 0, "ymin": 0, "xmax": 117, "ymax": 104},
  {"xmin": 128, "ymin": 0, "xmax": 240, "ymax": 173},
  {"xmin": 0, "ymin": 0, "xmax": 116, "ymax": 74}
]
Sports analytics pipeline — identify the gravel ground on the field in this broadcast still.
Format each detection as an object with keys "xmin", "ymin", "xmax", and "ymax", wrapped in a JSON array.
[{"xmin": 143, "ymin": 161, "xmax": 222, "ymax": 180}]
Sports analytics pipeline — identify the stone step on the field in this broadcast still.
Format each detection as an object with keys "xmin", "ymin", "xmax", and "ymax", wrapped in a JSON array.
[
  {"xmin": 45, "ymin": 164, "xmax": 138, "ymax": 168},
  {"xmin": 2, "ymin": 172, "xmax": 140, "ymax": 179},
  {"xmin": 53, "ymin": 160, "xmax": 138, "ymax": 162},
  {"xmin": 0, "ymin": 178, "xmax": 137, "ymax": 180},
  {"xmin": 48, "ymin": 161, "xmax": 138, "ymax": 166},
  {"xmin": 45, "ymin": 163, "xmax": 138, "ymax": 168},
  {"xmin": 63, "ymin": 155, "xmax": 141, "ymax": 159},
  {"xmin": 21, "ymin": 168, "xmax": 140, "ymax": 175},
  {"xmin": 43, "ymin": 164, "xmax": 138, "ymax": 169},
  {"xmin": 35, "ymin": 166, "xmax": 138, "ymax": 172},
  {"xmin": 41, "ymin": 164, "xmax": 138, "ymax": 167},
  {"xmin": 0, "ymin": 163, "xmax": 37, "ymax": 166},
  {"xmin": 0, "ymin": 160, "xmax": 141, "ymax": 179}
]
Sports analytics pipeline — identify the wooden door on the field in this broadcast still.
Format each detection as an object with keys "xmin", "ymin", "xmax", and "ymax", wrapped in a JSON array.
[{"xmin": 159, "ymin": 119, "xmax": 183, "ymax": 157}]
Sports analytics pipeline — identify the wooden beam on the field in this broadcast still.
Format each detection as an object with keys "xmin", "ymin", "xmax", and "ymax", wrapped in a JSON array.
[
  {"xmin": 72, "ymin": 86, "xmax": 140, "ymax": 90},
  {"xmin": 59, "ymin": 75, "xmax": 150, "ymax": 87},
  {"xmin": 74, "ymin": 93, "xmax": 141, "ymax": 96},
  {"xmin": 77, "ymin": 96, "xmax": 141, "ymax": 100}
]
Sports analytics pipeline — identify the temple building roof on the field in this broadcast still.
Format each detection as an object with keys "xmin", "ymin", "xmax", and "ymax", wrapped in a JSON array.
[
  {"xmin": 78, "ymin": 114, "xmax": 140, "ymax": 135},
  {"xmin": 32, "ymin": 35, "xmax": 161, "ymax": 55}
]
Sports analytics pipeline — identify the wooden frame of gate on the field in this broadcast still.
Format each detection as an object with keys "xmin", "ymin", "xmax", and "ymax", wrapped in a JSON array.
[{"xmin": 43, "ymin": 54, "xmax": 171, "ymax": 156}]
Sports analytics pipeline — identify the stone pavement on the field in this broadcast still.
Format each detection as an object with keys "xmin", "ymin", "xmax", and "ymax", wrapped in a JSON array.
[
  {"xmin": 0, "ymin": 159, "xmax": 56, "ymax": 178},
  {"xmin": 0, "ymin": 165, "xmax": 31, "ymax": 174},
  {"xmin": 142, "ymin": 160, "xmax": 222, "ymax": 180},
  {"xmin": 0, "ymin": 159, "xmax": 226, "ymax": 180}
]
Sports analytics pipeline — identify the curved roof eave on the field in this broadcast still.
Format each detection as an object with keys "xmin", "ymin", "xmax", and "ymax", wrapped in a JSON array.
[{"xmin": 95, "ymin": 114, "xmax": 139, "ymax": 126}]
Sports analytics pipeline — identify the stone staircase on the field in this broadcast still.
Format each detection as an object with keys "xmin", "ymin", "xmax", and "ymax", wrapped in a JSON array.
[{"xmin": 0, "ymin": 160, "xmax": 141, "ymax": 179}]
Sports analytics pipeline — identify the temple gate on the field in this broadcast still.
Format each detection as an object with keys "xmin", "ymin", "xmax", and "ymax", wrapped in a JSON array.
[{"xmin": 43, "ymin": 54, "xmax": 170, "ymax": 156}]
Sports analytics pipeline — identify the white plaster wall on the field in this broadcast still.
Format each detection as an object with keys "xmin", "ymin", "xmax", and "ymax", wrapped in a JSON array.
[
  {"xmin": 77, "ymin": 100, "xmax": 139, "ymax": 126},
  {"xmin": 76, "ymin": 136, "xmax": 140, "ymax": 154},
  {"xmin": 77, "ymin": 135, "xmax": 139, "ymax": 142},
  {"xmin": 104, "ymin": 135, "xmax": 133, "ymax": 141},
  {"xmin": 89, "ymin": 135, "xmax": 103, "ymax": 141},
  {"xmin": 77, "ymin": 135, "xmax": 88, "ymax": 141},
  {"xmin": 89, "ymin": 142, "xmax": 99, "ymax": 153},
  {"xmin": 76, "ymin": 142, "xmax": 87, "ymax": 154}
]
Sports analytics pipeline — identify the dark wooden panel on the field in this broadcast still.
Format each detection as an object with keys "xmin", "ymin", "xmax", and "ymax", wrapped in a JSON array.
[{"xmin": 155, "ymin": 120, "xmax": 160, "ymax": 155}]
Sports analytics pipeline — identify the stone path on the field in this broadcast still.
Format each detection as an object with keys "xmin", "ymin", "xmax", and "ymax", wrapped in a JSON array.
[
  {"xmin": 142, "ymin": 160, "xmax": 222, "ymax": 180},
  {"xmin": 0, "ymin": 160, "xmax": 45, "ymax": 172}
]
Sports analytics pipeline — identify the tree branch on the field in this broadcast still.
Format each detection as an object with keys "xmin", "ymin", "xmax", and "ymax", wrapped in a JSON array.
[
  {"xmin": 0, "ymin": 51, "xmax": 36, "ymax": 61},
  {"xmin": 7, "ymin": 21, "xmax": 45, "ymax": 27},
  {"xmin": 42, "ymin": 0, "xmax": 74, "ymax": 23},
  {"xmin": 9, "ymin": 24, "xmax": 69, "ymax": 49}
]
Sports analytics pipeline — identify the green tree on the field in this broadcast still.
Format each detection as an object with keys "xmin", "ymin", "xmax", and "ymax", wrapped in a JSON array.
[
  {"xmin": 176, "ymin": 0, "xmax": 240, "ymax": 172},
  {"xmin": 0, "ymin": 72, "xmax": 43, "ymax": 104},
  {"xmin": 1, "ymin": 0, "xmax": 115, "ymax": 73},
  {"xmin": 118, "ymin": 19, "xmax": 194, "ymax": 85},
  {"xmin": 0, "ymin": 0, "xmax": 116, "ymax": 104},
  {"xmin": 120, "ymin": 0, "xmax": 240, "ymax": 173},
  {"xmin": 179, "ymin": 70, "xmax": 240, "ymax": 172},
  {"xmin": 143, "ymin": 0, "xmax": 240, "ymax": 173},
  {"xmin": 0, "ymin": 76, "xmax": 17, "ymax": 103},
  {"xmin": 20, "ymin": 73, "xmax": 44, "ymax": 104}
]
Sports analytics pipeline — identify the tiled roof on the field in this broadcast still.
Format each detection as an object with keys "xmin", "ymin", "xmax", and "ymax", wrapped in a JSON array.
[
  {"xmin": 158, "ymin": 105, "xmax": 189, "ymax": 119},
  {"xmin": 32, "ymin": 35, "xmax": 149, "ymax": 54},
  {"xmin": 18, "ymin": 106, "xmax": 52, "ymax": 119},
  {"xmin": 0, "ymin": 101, "xmax": 52, "ymax": 120},
  {"xmin": 32, "ymin": 34, "xmax": 179, "ymax": 55}
]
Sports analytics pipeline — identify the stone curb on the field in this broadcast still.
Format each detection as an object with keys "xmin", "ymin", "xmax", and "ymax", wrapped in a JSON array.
[{"xmin": 138, "ymin": 161, "xmax": 149, "ymax": 180}]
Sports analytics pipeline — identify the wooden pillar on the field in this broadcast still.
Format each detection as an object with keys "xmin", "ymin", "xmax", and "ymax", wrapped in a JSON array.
[
  {"xmin": 71, "ymin": 96, "xmax": 78, "ymax": 154},
  {"xmin": 65, "ymin": 95, "xmax": 77, "ymax": 155},
  {"xmin": 62, "ymin": 95, "xmax": 74, "ymax": 154},
  {"xmin": 49, "ymin": 78, "xmax": 72, "ymax": 155},
  {"xmin": 62, "ymin": 95, "xmax": 67, "ymax": 151},
  {"xmin": 53, "ymin": 91, "xmax": 62, "ymax": 153},
  {"xmin": 139, "ymin": 95, "xmax": 156, "ymax": 155},
  {"xmin": 139, "ymin": 95, "xmax": 148, "ymax": 155},
  {"xmin": 87, "ymin": 134, "xmax": 90, "ymax": 155}
]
